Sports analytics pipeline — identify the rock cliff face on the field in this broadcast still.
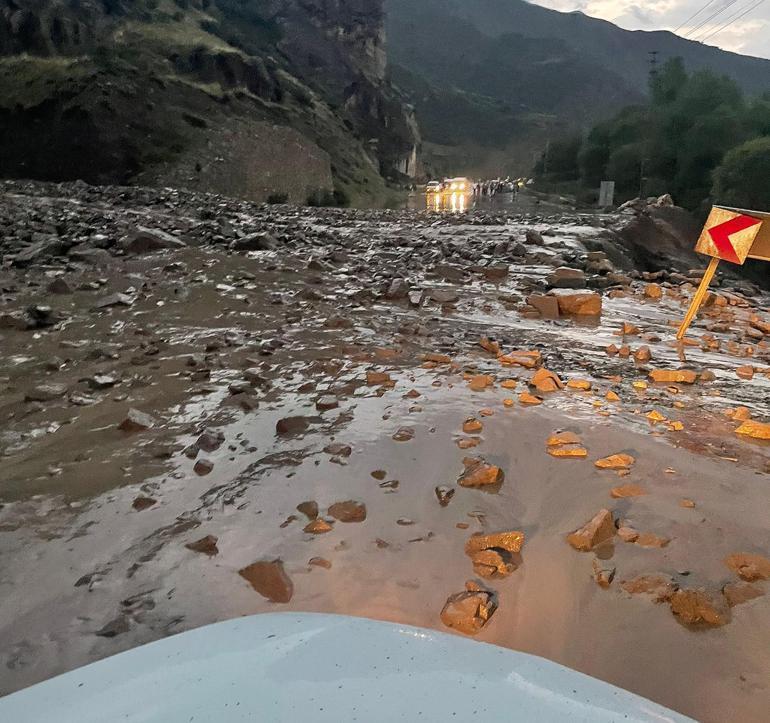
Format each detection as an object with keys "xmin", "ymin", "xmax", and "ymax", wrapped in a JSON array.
[{"xmin": 0, "ymin": 0, "xmax": 419, "ymax": 204}]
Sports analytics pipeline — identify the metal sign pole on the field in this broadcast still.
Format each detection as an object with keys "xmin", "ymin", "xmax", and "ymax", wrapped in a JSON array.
[{"xmin": 676, "ymin": 257, "xmax": 720, "ymax": 340}]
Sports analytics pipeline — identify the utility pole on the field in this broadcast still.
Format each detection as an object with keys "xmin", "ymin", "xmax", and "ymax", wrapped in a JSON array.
[
  {"xmin": 542, "ymin": 139, "xmax": 550, "ymax": 175},
  {"xmin": 648, "ymin": 50, "xmax": 659, "ymax": 85}
]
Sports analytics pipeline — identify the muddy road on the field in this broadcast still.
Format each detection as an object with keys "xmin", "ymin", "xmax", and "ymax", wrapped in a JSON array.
[{"xmin": 1, "ymin": 182, "xmax": 769, "ymax": 721}]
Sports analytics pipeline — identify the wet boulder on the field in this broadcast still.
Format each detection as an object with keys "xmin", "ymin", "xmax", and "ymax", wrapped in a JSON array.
[
  {"xmin": 567, "ymin": 509, "xmax": 615, "ymax": 551},
  {"xmin": 231, "ymin": 232, "xmax": 276, "ymax": 251},
  {"xmin": 547, "ymin": 267, "xmax": 586, "ymax": 289},
  {"xmin": 238, "ymin": 559, "xmax": 293, "ymax": 603},
  {"xmin": 440, "ymin": 583, "xmax": 497, "ymax": 635},
  {"xmin": 118, "ymin": 408, "xmax": 157, "ymax": 432},
  {"xmin": 328, "ymin": 500, "xmax": 366, "ymax": 522},
  {"xmin": 457, "ymin": 457, "xmax": 504, "ymax": 488},
  {"xmin": 121, "ymin": 227, "xmax": 186, "ymax": 254},
  {"xmin": 670, "ymin": 588, "xmax": 729, "ymax": 627}
]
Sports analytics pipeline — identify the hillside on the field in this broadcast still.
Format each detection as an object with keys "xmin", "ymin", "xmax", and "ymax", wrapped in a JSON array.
[
  {"xmin": 0, "ymin": 0, "xmax": 420, "ymax": 205},
  {"xmin": 386, "ymin": 0, "xmax": 770, "ymax": 177}
]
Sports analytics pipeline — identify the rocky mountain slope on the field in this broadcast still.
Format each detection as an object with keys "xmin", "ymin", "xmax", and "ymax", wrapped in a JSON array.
[
  {"xmin": 386, "ymin": 0, "xmax": 770, "ymax": 177},
  {"xmin": 0, "ymin": 0, "xmax": 419, "ymax": 205}
]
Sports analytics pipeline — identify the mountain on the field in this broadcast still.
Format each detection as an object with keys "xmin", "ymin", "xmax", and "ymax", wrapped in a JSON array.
[
  {"xmin": 385, "ymin": 0, "xmax": 770, "ymax": 177},
  {"xmin": 0, "ymin": 0, "xmax": 419, "ymax": 205}
]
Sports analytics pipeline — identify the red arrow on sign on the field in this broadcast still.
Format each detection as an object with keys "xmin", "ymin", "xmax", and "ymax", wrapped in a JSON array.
[{"xmin": 708, "ymin": 213, "xmax": 762, "ymax": 263}]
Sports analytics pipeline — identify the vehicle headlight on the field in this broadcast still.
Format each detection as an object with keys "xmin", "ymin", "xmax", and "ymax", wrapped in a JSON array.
[{"xmin": 451, "ymin": 183, "xmax": 457, "ymax": 190}]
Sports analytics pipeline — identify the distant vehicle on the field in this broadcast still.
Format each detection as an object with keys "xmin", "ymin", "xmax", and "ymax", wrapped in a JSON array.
[
  {"xmin": 444, "ymin": 177, "xmax": 471, "ymax": 193},
  {"xmin": 425, "ymin": 180, "xmax": 443, "ymax": 194}
]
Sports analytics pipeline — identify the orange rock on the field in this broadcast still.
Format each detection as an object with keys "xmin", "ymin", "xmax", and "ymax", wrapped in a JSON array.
[
  {"xmin": 566, "ymin": 378, "xmax": 592, "ymax": 390},
  {"xmin": 462, "ymin": 417, "xmax": 483, "ymax": 434},
  {"xmin": 468, "ymin": 374, "xmax": 495, "ymax": 391},
  {"xmin": 548, "ymin": 446, "xmax": 588, "ymax": 458},
  {"xmin": 465, "ymin": 530, "xmax": 525, "ymax": 555},
  {"xmin": 457, "ymin": 437, "xmax": 481, "ymax": 449},
  {"xmin": 633, "ymin": 346, "xmax": 652, "ymax": 364},
  {"xmin": 423, "ymin": 352, "xmax": 452, "ymax": 364},
  {"xmin": 670, "ymin": 588, "xmax": 729, "ymax": 626},
  {"xmin": 606, "ymin": 390, "xmax": 620, "ymax": 402},
  {"xmin": 619, "ymin": 322, "xmax": 641, "ymax": 336},
  {"xmin": 735, "ymin": 420, "xmax": 770, "ymax": 439},
  {"xmin": 724, "ymin": 552, "xmax": 770, "ymax": 581},
  {"xmin": 644, "ymin": 283, "xmax": 662, "ymax": 299},
  {"xmin": 736, "ymin": 365, "xmax": 755, "ymax": 379},
  {"xmin": 610, "ymin": 483, "xmax": 647, "ymax": 498},
  {"xmin": 499, "ymin": 350, "xmax": 541, "ymax": 368},
  {"xmin": 366, "ymin": 371, "xmax": 392, "ymax": 385},
  {"xmin": 726, "ymin": 406, "xmax": 751, "ymax": 421},
  {"xmin": 566, "ymin": 509, "xmax": 615, "ymax": 551},
  {"xmin": 440, "ymin": 588, "xmax": 497, "ymax": 635},
  {"xmin": 500, "ymin": 379, "xmax": 518, "ymax": 389},
  {"xmin": 546, "ymin": 431, "xmax": 582, "ymax": 446},
  {"xmin": 635, "ymin": 532, "xmax": 670, "ymax": 548},
  {"xmin": 479, "ymin": 408, "xmax": 495, "ymax": 417},
  {"xmin": 594, "ymin": 453, "xmax": 634, "ymax": 470},
  {"xmin": 519, "ymin": 392, "xmax": 542, "ymax": 405},
  {"xmin": 621, "ymin": 574, "xmax": 677, "ymax": 602},
  {"xmin": 503, "ymin": 398, "xmax": 514, "ymax": 407},
  {"xmin": 303, "ymin": 519, "xmax": 333, "ymax": 534},
  {"xmin": 632, "ymin": 380, "xmax": 648, "ymax": 390},
  {"xmin": 531, "ymin": 368, "xmax": 563, "ymax": 392},
  {"xmin": 668, "ymin": 421, "xmax": 684, "ymax": 431},
  {"xmin": 606, "ymin": 344, "xmax": 619, "ymax": 356},
  {"xmin": 646, "ymin": 410, "xmax": 667, "ymax": 423},
  {"xmin": 679, "ymin": 498, "xmax": 696, "ymax": 508},
  {"xmin": 458, "ymin": 458, "xmax": 504, "ymax": 487},
  {"xmin": 649, "ymin": 369, "xmax": 697, "ymax": 384},
  {"xmin": 557, "ymin": 293, "xmax": 602, "ymax": 316},
  {"xmin": 618, "ymin": 344, "xmax": 631, "ymax": 358},
  {"xmin": 479, "ymin": 337, "xmax": 501, "ymax": 355}
]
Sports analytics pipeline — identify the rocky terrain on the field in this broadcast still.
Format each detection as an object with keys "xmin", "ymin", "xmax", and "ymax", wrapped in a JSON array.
[
  {"xmin": 1, "ymin": 180, "xmax": 769, "ymax": 721},
  {"xmin": 0, "ymin": 0, "xmax": 418, "ymax": 205}
]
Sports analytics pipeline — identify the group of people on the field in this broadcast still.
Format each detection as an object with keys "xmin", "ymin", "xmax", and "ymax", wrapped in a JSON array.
[{"xmin": 473, "ymin": 178, "xmax": 520, "ymax": 197}]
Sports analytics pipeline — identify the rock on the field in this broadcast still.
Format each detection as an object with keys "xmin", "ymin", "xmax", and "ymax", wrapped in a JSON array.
[
  {"xmin": 47, "ymin": 277, "xmax": 72, "ymax": 294},
  {"xmin": 309, "ymin": 557, "xmax": 332, "ymax": 569},
  {"xmin": 238, "ymin": 560, "xmax": 293, "ymax": 603},
  {"xmin": 24, "ymin": 383, "xmax": 67, "ymax": 402},
  {"xmin": 634, "ymin": 532, "xmax": 670, "ymax": 548},
  {"xmin": 328, "ymin": 500, "xmax": 366, "ymax": 522},
  {"xmin": 617, "ymin": 526, "xmax": 639, "ymax": 542},
  {"xmin": 118, "ymin": 408, "xmax": 156, "ymax": 432},
  {"xmin": 231, "ymin": 232, "xmax": 276, "ymax": 251},
  {"xmin": 556, "ymin": 293, "xmax": 602, "ymax": 316},
  {"xmin": 296, "ymin": 501, "xmax": 319, "ymax": 520},
  {"xmin": 723, "ymin": 581, "xmax": 763, "ymax": 607},
  {"xmin": 435, "ymin": 486, "xmax": 455, "ymax": 507},
  {"xmin": 526, "ymin": 294, "xmax": 560, "ymax": 319},
  {"xmin": 654, "ymin": 193, "xmax": 674, "ymax": 207},
  {"xmin": 621, "ymin": 574, "xmax": 678, "ymax": 602},
  {"xmin": 385, "ymin": 278, "xmax": 410, "ymax": 300},
  {"xmin": 392, "ymin": 427, "xmax": 414, "ymax": 442},
  {"xmin": 83, "ymin": 374, "xmax": 118, "ymax": 390},
  {"xmin": 276, "ymin": 416, "xmax": 310, "ymax": 436},
  {"xmin": 304, "ymin": 519, "xmax": 333, "ymax": 534},
  {"xmin": 196, "ymin": 430, "xmax": 224, "ymax": 453},
  {"xmin": 592, "ymin": 560, "xmax": 616, "ymax": 588},
  {"xmin": 68, "ymin": 245, "xmax": 113, "ymax": 266},
  {"xmin": 132, "ymin": 496, "xmax": 157, "ymax": 511},
  {"xmin": 735, "ymin": 420, "xmax": 770, "ymax": 440},
  {"xmin": 429, "ymin": 289, "xmax": 459, "ymax": 304},
  {"xmin": 470, "ymin": 549, "xmax": 515, "ymax": 578},
  {"xmin": 94, "ymin": 292, "xmax": 134, "ymax": 309},
  {"xmin": 482, "ymin": 264, "xmax": 509, "ymax": 281},
  {"xmin": 644, "ymin": 283, "xmax": 662, "ymax": 299},
  {"xmin": 193, "ymin": 458, "xmax": 214, "ymax": 475},
  {"xmin": 724, "ymin": 552, "xmax": 770, "ymax": 581},
  {"xmin": 185, "ymin": 535, "xmax": 219, "ymax": 556},
  {"xmin": 531, "ymin": 368, "xmax": 563, "ymax": 392},
  {"xmin": 649, "ymin": 369, "xmax": 697, "ymax": 384},
  {"xmin": 547, "ymin": 267, "xmax": 586, "ymax": 289},
  {"xmin": 457, "ymin": 457, "xmax": 504, "ymax": 488},
  {"xmin": 121, "ymin": 226, "xmax": 186, "ymax": 253},
  {"xmin": 462, "ymin": 417, "xmax": 483, "ymax": 433},
  {"xmin": 366, "ymin": 371, "xmax": 392, "ymax": 385},
  {"xmin": 323, "ymin": 442, "xmax": 352, "ymax": 457},
  {"xmin": 594, "ymin": 453, "xmax": 634, "ymax": 470},
  {"xmin": 567, "ymin": 509, "xmax": 615, "ymax": 551},
  {"xmin": 440, "ymin": 587, "xmax": 497, "ymax": 635},
  {"xmin": 610, "ymin": 483, "xmax": 647, "ymax": 498},
  {"xmin": 315, "ymin": 395, "xmax": 339, "ymax": 411},
  {"xmin": 95, "ymin": 616, "xmax": 130, "ymax": 638},
  {"xmin": 633, "ymin": 346, "xmax": 652, "ymax": 364},
  {"xmin": 525, "ymin": 229, "xmax": 544, "ymax": 245},
  {"xmin": 670, "ymin": 588, "xmax": 729, "ymax": 627},
  {"xmin": 465, "ymin": 531, "xmax": 524, "ymax": 555},
  {"xmin": 468, "ymin": 374, "xmax": 494, "ymax": 391}
]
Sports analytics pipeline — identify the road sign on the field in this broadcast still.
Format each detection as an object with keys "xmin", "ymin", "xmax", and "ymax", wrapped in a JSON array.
[{"xmin": 677, "ymin": 205, "xmax": 770, "ymax": 339}]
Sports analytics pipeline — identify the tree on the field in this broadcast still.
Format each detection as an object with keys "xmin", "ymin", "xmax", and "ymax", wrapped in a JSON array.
[{"xmin": 712, "ymin": 137, "xmax": 770, "ymax": 210}]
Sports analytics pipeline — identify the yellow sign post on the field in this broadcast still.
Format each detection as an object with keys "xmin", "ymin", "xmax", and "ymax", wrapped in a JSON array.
[{"xmin": 676, "ymin": 205, "xmax": 770, "ymax": 339}]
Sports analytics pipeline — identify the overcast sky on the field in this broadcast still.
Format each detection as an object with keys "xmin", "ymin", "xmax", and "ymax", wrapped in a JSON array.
[{"xmin": 531, "ymin": 0, "xmax": 770, "ymax": 60}]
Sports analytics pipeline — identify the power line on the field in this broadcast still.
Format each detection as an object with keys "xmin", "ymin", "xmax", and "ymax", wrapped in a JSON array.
[
  {"xmin": 698, "ymin": 0, "xmax": 766, "ymax": 42},
  {"xmin": 681, "ymin": 0, "xmax": 742, "ymax": 37},
  {"xmin": 674, "ymin": 0, "xmax": 721, "ymax": 31}
]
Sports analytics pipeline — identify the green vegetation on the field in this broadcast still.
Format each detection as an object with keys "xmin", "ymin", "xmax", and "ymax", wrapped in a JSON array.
[{"xmin": 535, "ymin": 58, "xmax": 770, "ymax": 211}]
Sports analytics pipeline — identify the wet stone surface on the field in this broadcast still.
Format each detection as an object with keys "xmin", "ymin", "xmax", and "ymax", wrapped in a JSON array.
[{"xmin": 0, "ymin": 181, "xmax": 769, "ymax": 721}]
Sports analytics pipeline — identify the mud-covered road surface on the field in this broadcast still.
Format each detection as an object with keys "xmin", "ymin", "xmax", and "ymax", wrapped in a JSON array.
[{"xmin": 1, "ymin": 182, "xmax": 769, "ymax": 721}]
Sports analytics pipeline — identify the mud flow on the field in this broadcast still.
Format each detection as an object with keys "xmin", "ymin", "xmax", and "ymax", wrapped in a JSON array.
[{"xmin": 1, "ymin": 182, "xmax": 769, "ymax": 721}]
